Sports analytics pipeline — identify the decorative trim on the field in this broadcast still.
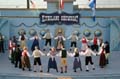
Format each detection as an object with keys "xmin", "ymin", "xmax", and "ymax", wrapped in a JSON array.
[{"xmin": 10, "ymin": 22, "xmax": 109, "ymax": 28}]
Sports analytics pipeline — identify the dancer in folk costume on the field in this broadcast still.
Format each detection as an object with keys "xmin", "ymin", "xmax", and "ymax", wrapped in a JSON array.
[
  {"xmin": 91, "ymin": 34, "xmax": 99, "ymax": 52},
  {"xmin": 32, "ymin": 46, "xmax": 45, "ymax": 72},
  {"xmin": 104, "ymin": 41, "xmax": 110, "ymax": 64},
  {"xmin": 56, "ymin": 45, "xmax": 71, "ymax": 73},
  {"xmin": 80, "ymin": 36, "xmax": 89, "ymax": 52},
  {"xmin": 47, "ymin": 47, "xmax": 58, "ymax": 73},
  {"xmin": 14, "ymin": 45, "xmax": 22, "ymax": 68},
  {"xmin": 54, "ymin": 31, "xmax": 66, "ymax": 51},
  {"xmin": 0, "ymin": 33, "xmax": 4, "ymax": 53},
  {"xmin": 29, "ymin": 34, "xmax": 41, "ymax": 51},
  {"xmin": 43, "ymin": 29, "xmax": 53, "ymax": 47},
  {"xmin": 12, "ymin": 36, "xmax": 18, "ymax": 45},
  {"xmin": 21, "ymin": 47, "xmax": 31, "ymax": 71},
  {"xmin": 11, "ymin": 42, "xmax": 16, "ymax": 64},
  {"xmin": 18, "ymin": 33, "xmax": 28, "ymax": 49},
  {"xmin": 98, "ymin": 43, "xmax": 106, "ymax": 68},
  {"xmin": 72, "ymin": 48, "xmax": 82, "ymax": 72},
  {"xmin": 8, "ymin": 38, "xmax": 13, "ymax": 59},
  {"xmin": 67, "ymin": 33, "xmax": 79, "ymax": 48},
  {"xmin": 80, "ymin": 45, "xmax": 96, "ymax": 72}
]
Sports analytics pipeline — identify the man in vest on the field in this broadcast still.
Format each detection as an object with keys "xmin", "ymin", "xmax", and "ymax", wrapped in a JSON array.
[
  {"xmin": 91, "ymin": 34, "xmax": 99, "ymax": 52},
  {"xmin": 67, "ymin": 33, "xmax": 78, "ymax": 48},
  {"xmin": 32, "ymin": 46, "xmax": 45, "ymax": 72},
  {"xmin": 57, "ymin": 45, "xmax": 70, "ymax": 73},
  {"xmin": 80, "ymin": 36, "xmax": 89, "ymax": 52},
  {"xmin": 43, "ymin": 29, "xmax": 53, "ymax": 47}
]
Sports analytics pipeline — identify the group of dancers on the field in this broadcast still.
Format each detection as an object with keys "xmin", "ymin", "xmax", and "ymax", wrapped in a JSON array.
[{"xmin": 7, "ymin": 29, "xmax": 110, "ymax": 73}]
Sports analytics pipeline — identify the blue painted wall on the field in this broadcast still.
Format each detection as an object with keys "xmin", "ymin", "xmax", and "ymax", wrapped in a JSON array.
[{"xmin": 0, "ymin": 2, "xmax": 120, "ymax": 51}]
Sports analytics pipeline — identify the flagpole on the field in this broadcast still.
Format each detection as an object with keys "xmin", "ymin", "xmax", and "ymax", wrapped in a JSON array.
[
  {"xmin": 58, "ymin": 0, "xmax": 61, "ymax": 13},
  {"xmin": 27, "ymin": 0, "xmax": 30, "ymax": 9}
]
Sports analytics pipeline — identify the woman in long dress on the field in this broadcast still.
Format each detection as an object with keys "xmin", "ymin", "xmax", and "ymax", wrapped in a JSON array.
[
  {"xmin": 47, "ymin": 47, "xmax": 58, "ymax": 73},
  {"xmin": 54, "ymin": 32, "xmax": 66, "ymax": 51},
  {"xmin": 30, "ymin": 34, "xmax": 41, "ymax": 51},
  {"xmin": 21, "ymin": 47, "xmax": 31, "ymax": 71},
  {"xmin": 72, "ymin": 48, "xmax": 82, "ymax": 72},
  {"xmin": 98, "ymin": 44, "xmax": 106, "ymax": 68}
]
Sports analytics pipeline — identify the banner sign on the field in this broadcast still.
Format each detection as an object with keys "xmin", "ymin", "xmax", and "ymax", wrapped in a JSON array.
[{"xmin": 39, "ymin": 12, "xmax": 80, "ymax": 25}]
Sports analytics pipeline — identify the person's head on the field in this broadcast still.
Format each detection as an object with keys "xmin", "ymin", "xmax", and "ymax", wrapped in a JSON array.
[
  {"xmin": 86, "ymin": 45, "xmax": 90, "ymax": 49},
  {"xmin": 74, "ymin": 48, "xmax": 78, "ymax": 53},
  {"xmin": 61, "ymin": 45, "xmax": 65, "ymax": 50},
  {"xmin": 17, "ymin": 44, "xmax": 20, "ymax": 48},
  {"xmin": 51, "ymin": 47, "xmax": 55, "ymax": 52},
  {"xmin": 35, "ymin": 46, "xmax": 38, "ymax": 50},
  {"xmin": 35, "ymin": 34, "xmax": 38, "ymax": 39},
  {"xmin": 104, "ymin": 41, "xmax": 109, "ymax": 46},
  {"xmin": 23, "ymin": 46, "xmax": 27, "ymax": 50},
  {"xmin": 46, "ymin": 29, "xmax": 50, "ymax": 32}
]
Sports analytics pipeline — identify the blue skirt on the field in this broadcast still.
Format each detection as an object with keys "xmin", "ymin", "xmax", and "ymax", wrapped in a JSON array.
[
  {"xmin": 73, "ymin": 57, "xmax": 82, "ymax": 70},
  {"xmin": 48, "ymin": 57, "xmax": 57, "ymax": 69}
]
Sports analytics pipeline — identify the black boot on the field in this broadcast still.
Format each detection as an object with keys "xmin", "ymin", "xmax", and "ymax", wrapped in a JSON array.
[
  {"xmin": 65, "ymin": 66, "xmax": 67, "ymax": 73},
  {"xmin": 22, "ymin": 68, "xmax": 25, "ymax": 71},
  {"xmin": 61, "ymin": 67, "xmax": 63, "ymax": 73},
  {"xmin": 56, "ymin": 68, "xmax": 58, "ymax": 72},
  {"xmin": 74, "ymin": 69, "xmax": 76, "ymax": 72},
  {"xmin": 47, "ymin": 68, "xmax": 50, "ymax": 73},
  {"xmin": 106, "ymin": 59, "xmax": 109, "ymax": 64},
  {"xmin": 29, "ymin": 68, "xmax": 31, "ymax": 71}
]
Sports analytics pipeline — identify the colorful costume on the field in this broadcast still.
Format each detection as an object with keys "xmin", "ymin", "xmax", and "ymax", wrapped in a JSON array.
[
  {"xmin": 47, "ymin": 48, "xmax": 58, "ymax": 72},
  {"xmin": 0, "ymin": 34, "xmax": 4, "ymax": 53},
  {"xmin": 91, "ymin": 36, "xmax": 99, "ymax": 52},
  {"xmin": 57, "ymin": 47, "xmax": 70, "ymax": 73},
  {"xmin": 80, "ymin": 46, "xmax": 96, "ymax": 72},
  {"xmin": 104, "ymin": 41, "xmax": 110, "ymax": 64},
  {"xmin": 32, "ymin": 46, "xmax": 45, "ymax": 72},
  {"xmin": 98, "ymin": 44, "xmax": 106, "ymax": 68},
  {"xmin": 80, "ymin": 36, "xmax": 88, "ymax": 51},
  {"xmin": 8, "ymin": 39, "xmax": 13, "ymax": 59},
  {"xmin": 19, "ymin": 34, "xmax": 27, "ymax": 49},
  {"xmin": 21, "ymin": 47, "xmax": 31, "ymax": 71},
  {"xmin": 43, "ymin": 30, "xmax": 53, "ymax": 46},
  {"xmin": 55, "ymin": 34, "xmax": 66, "ymax": 50},
  {"xmin": 14, "ymin": 45, "xmax": 22, "ymax": 68},
  {"xmin": 67, "ymin": 33, "xmax": 78, "ymax": 47},
  {"xmin": 72, "ymin": 48, "xmax": 82, "ymax": 72},
  {"xmin": 11, "ymin": 43, "xmax": 16, "ymax": 64},
  {"xmin": 30, "ymin": 35, "xmax": 41, "ymax": 51}
]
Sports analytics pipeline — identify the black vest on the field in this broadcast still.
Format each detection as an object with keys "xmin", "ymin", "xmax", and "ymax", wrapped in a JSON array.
[
  {"xmin": 74, "ymin": 52, "xmax": 79, "ymax": 57},
  {"xmin": 61, "ymin": 50, "xmax": 67, "ymax": 58}
]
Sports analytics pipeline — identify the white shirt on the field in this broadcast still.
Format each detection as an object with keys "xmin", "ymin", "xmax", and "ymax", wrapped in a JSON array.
[
  {"xmin": 29, "ymin": 36, "xmax": 41, "ymax": 40},
  {"xmin": 67, "ymin": 35, "xmax": 78, "ymax": 41},
  {"xmin": 54, "ymin": 35, "xmax": 66, "ymax": 41},
  {"xmin": 80, "ymin": 48, "xmax": 96, "ymax": 56},
  {"xmin": 43, "ymin": 32, "xmax": 53, "ymax": 39},
  {"xmin": 32, "ymin": 49, "xmax": 45, "ymax": 58}
]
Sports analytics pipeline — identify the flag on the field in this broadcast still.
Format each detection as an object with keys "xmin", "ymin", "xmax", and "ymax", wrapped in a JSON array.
[
  {"xmin": 89, "ymin": 0, "xmax": 96, "ymax": 21},
  {"xmin": 30, "ymin": 0, "xmax": 36, "ymax": 8},
  {"xmin": 60, "ymin": 0, "xmax": 64, "ymax": 10}
]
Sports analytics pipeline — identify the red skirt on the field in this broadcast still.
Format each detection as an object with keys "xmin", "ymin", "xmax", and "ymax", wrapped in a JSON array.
[{"xmin": 99, "ymin": 53, "xmax": 106, "ymax": 67}]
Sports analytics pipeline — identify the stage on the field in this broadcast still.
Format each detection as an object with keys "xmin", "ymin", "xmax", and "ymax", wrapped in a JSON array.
[{"xmin": 0, "ymin": 51, "xmax": 120, "ymax": 79}]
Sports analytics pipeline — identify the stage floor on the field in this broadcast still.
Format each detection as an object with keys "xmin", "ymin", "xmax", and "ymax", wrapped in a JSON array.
[{"xmin": 0, "ymin": 50, "xmax": 120, "ymax": 79}]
